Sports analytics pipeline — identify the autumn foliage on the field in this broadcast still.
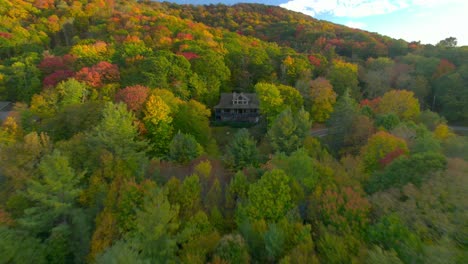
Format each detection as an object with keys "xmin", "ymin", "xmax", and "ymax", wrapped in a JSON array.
[
  {"xmin": 361, "ymin": 131, "xmax": 409, "ymax": 172},
  {"xmin": 75, "ymin": 61, "xmax": 120, "ymax": 88},
  {"xmin": 115, "ymin": 85, "xmax": 150, "ymax": 113}
]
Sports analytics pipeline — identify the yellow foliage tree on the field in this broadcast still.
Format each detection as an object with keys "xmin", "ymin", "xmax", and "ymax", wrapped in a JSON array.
[
  {"xmin": 377, "ymin": 90, "xmax": 420, "ymax": 120},
  {"xmin": 309, "ymin": 77, "xmax": 337, "ymax": 122},
  {"xmin": 143, "ymin": 94, "xmax": 173, "ymax": 156},
  {"xmin": 433, "ymin": 123, "xmax": 455, "ymax": 140},
  {"xmin": 143, "ymin": 94, "xmax": 172, "ymax": 125},
  {"xmin": 361, "ymin": 131, "xmax": 409, "ymax": 172}
]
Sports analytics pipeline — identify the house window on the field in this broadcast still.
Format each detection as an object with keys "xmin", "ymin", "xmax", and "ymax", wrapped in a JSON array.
[{"xmin": 232, "ymin": 93, "xmax": 249, "ymax": 105}]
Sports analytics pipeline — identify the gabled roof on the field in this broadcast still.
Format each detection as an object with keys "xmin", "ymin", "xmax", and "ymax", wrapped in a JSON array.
[{"xmin": 214, "ymin": 93, "xmax": 259, "ymax": 109}]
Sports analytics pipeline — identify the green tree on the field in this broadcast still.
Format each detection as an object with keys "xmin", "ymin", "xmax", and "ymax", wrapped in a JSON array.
[
  {"xmin": 269, "ymin": 108, "xmax": 311, "ymax": 155},
  {"xmin": 224, "ymin": 128, "xmax": 259, "ymax": 170},
  {"xmin": 244, "ymin": 169, "xmax": 292, "ymax": 222},
  {"xmin": 168, "ymin": 132, "xmax": 203, "ymax": 164},
  {"xmin": 327, "ymin": 60, "xmax": 359, "ymax": 98},
  {"xmin": 366, "ymin": 246, "xmax": 403, "ymax": 264},
  {"xmin": 128, "ymin": 188, "xmax": 179, "ymax": 262},
  {"xmin": 375, "ymin": 113, "xmax": 400, "ymax": 131},
  {"xmin": 367, "ymin": 214, "xmax": 423, "ymax": 263},
  {"xmin": 87, "ymin": 102, "xmax": 147, "ymax": 170},
  {"xmin": 0, "ymin": 53, "xmax": 42, "ymax": 102},
  {"xmin": 326, "ymin": 91, "xmax": 359, "ymax": 155},
  {"xmin": 366, "ymin": 152, "xmax": 447, "ymax": 193},
  {"xmin": 55, "ymin": 78, "xmax": 88, "ymax": 108},
  {"xmin": 0, "ymin": 227, "xmax": 47, "ymax": 264},
  {"xmin": 255, "ymin": 82, "xmax": 284, "ymax": 122},
  {"xmin": 277, "ymin": 84, "xmax": 304, "ymax": 112},
  {"xmin": 213, "ymin": 234, "xmax": 250, "ymax": 264},
  {"xmin": 96, "ymin": 241, "xmax": 146, "ymax": 264},
  {"xmin": 172, "ymin": 100, "xmax": 211, "ymax": 147},
  {"xmin": 436, "ymin": 37, "xmax": 457, "ymax": 48},
  {"xmin": 20, "ymin": 150, "xmax": 83, "ymax": 232}
]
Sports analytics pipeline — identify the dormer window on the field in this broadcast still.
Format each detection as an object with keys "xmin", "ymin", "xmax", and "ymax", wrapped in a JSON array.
[{"xmin": 232, "ymin": 92, "xmax": 249, "ymax": 105}]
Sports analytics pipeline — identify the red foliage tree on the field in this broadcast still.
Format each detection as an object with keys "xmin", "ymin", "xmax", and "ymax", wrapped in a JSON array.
[
  {"xmin": 433, "ymin": 59, "xmax": 456, "ymax": 79},
  {"xmin": 179, "ymin": 52, "xmax": 199, "ymax": 60},
  {"xmin": 0, "ymin": 32, "xmax": 12, "ymax": 39},
  {"xmin": 38, "ymin": 54, "xmax": 76, "ymax": 75},
  {"xmin": 75, "ymin": 67, "xmax": 102, "ymax": 87},
  {"xmin": 115, "ymin": 85, "xmax": 150, "ymax": 113},
  {"xmin": 318, "ymin": 186, "xmax": 370, "ymax": 231},
  {"xmin": 43, "ymin": 70, "xmax": 75, "ymax": 88},
  {"xmin": 308, "ymin": 55, "xmax": 321, "ymax": 67},
  {"xmin": 93, "ymin": 61, "xmax": 120, "ymax": 83},
  {"xmin": 360, "ymin": 97, "xmax": 381, "ymax": 111},
  {"xmin": 378, "ymin": 148, "xmax": 406, "ymax": 167},
  {"xmin": 75, "ymin": 61, "xmax": 120, "ymax": 88}
]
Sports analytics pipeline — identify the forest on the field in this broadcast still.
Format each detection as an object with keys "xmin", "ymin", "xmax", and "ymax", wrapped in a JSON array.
[{"xmin": 0, "ymin": 0, "xmax": 467, "ymax": 263}]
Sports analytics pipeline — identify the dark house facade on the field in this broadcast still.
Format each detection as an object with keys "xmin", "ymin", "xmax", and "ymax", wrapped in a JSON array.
[{"xmin": 214, "ymin": 93, "xmax": 260, "ymax": 123}]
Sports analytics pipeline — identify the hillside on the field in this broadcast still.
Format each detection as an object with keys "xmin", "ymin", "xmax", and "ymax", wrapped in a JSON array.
[
  {"xmin": 165, "ymin": 2, "xmax": 399, "ymax": 58},
  {"xmin": 0, "ymin": 1, "xmax": 467, "ymax": 263}
]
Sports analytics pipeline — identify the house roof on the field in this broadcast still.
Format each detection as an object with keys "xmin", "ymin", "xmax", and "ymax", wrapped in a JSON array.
[{"xmin": 214, "ymin": 93, "xmax": 259, "ymax": 109}]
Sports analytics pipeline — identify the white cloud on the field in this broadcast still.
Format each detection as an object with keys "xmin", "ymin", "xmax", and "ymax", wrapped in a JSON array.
[
  {"xmin": 280, "ymin": 0, "xmax": 464, "ymax": 18},
  {"xmin": 345, "ymin": 21, "xmax": 367, "ymax": 29}
]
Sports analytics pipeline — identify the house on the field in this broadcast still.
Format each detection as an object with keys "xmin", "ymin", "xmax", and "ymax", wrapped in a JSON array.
[
  {"xmin": 214, "ymin": 93, "xmax": 260, "ymax": 123},
  {"xmin": 0, "ymin": 101, "xmax": 12, "ymax": 123}
]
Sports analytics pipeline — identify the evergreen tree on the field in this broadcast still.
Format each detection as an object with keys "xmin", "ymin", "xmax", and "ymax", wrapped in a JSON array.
[
  {"xmin": 224, "ymin": 128, "xmax": 259, "ymax": 170},
  {"xmin": 269, "ymin": 108, "xmax": 311, "ymax": 154},
  {"xmin": 326, "ymin": 90, "xmax": 359, "ymax": 155},
  {"xmin": 168, "ymin": 132, "xmax": 203, "ymax": 164}
]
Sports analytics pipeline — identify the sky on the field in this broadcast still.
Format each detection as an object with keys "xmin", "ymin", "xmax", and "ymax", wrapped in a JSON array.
[{"xmin": 159, "ymin": 0, "xmax": 468, "ymax": 46}]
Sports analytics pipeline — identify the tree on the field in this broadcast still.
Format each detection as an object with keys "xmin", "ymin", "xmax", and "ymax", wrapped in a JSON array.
[
  {"xmin": 114, "ymin": 85, "xmax": 150, "ymax": 114},
  {"xmin": 366, "ymin": 246, "xmax": 403, "ymax": 264},
  {"xmin": 143, "ymin": 95, "xmax": 173, "ymax": 156},
  {"xmin": 326, "ymin": 91, "xmax": 359, "ymax": 155},
  {"xmin": 224, "ymin": 128, "xmax": 259, "ymax": 170},
  {"xmin": 309, "ymin": 77, "xmax": 337, "ymax": 122},
  {"xmin": 1, "ymin": 53, "xmax": 42, "ymax": 102},
  {"xmin": 277, "ymin": 84, "xmax": 304, "ymax": 112},
  {"xmin": 168, "ymin": 132, "xmax": 203, "ymax": 164},
  {"xmin": 366, "ymin": 152, "xmax": 447, "ymax": 193},
  {"xmin": 172, "ymin": 100, "xmax": 211, "ymax": 147},
  {"xmin": 128, "ymin": 188, "xmax": 179, "ymax": 262},
  {"xmin": 377, "ymin": 90, "xmax": 420, "ymax": 120},
  {"xmin": 75, "ymin": 61, "xmax": 120, "ymax": 88},
  {"xmin": 362, "ymin": 57, "xmax": 394, "ymax": 98},
  {"xmin": 375, "ymin": 113, "xmax": 400, "ymax": 131},
  {"xmin": 88, "ymin": 102, "xmax": 147, "ymax": 161},
  {"xmin": 268, "ymin": 108, "xmax": 311, "ymax": 155},
  {"xmin": 0, "ymin": 227, "xmax": 47, "ymax": 264},
  {"xmin": 244, "ymin": 169, "xmax": 292, "ymax": 222},
  {"xmin": 436, "ymin": 37, "xmax": 457, "ymax": 48},
  {"xmin": 367, "ymin": 214, "xmax": 423, "ymax": 263},
  {"xmin": 213, "ymin": 234, "xmax": 250, "ymax": 264},
  {"xmin": 433, "ymin": 124, "xmax": 454, "ymax": 140},
  {"xmin": 361, "ymin": 131, "xmax": 408, "ymax": 173},
  {"xmin": 271, "ymin": 149, "xmax": 319, "ymax": 193},
  {"xmin": 55, "ymin": 78, "xmax": 88, "ymax": 108},
  {"xmin": 327, "ymin": 60, "xmax": 359, "ymax": 98},
  {"xmin": 255, "ymin": 82, "xmax": 285, "ymax": 124},
  {"xmin": 21, "ymin": 150, "xmax": 83, "ymax": 231}
]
